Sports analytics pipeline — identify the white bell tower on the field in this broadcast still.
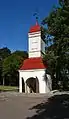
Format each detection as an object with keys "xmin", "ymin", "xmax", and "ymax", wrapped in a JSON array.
[
  {"xmin": 19, "ymin": 20, "xmax": 52, "ymax": 94},
  {"xmin": 28, "ymin": 22, "xmax": 45, "ymax": 58}
]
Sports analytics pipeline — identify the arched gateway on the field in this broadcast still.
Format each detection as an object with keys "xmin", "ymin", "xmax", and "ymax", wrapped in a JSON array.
[
  {"xmin": 19, "ymin": 21, "xmax": 52, "ymax": 93},
  {"xmin": 26, "ymin": 77, "xmax": 39, "ymax": 93}
]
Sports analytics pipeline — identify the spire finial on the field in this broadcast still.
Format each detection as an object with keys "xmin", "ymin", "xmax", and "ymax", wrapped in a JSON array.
[{"xmin": 33, "ymin": 11, "xmax": 39, "ymax": 25}]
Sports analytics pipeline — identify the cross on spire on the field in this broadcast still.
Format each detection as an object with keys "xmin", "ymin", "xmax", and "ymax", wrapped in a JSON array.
[{"xmin": 33, "ymin": 12, "xmax": 39, "ymax": 25}]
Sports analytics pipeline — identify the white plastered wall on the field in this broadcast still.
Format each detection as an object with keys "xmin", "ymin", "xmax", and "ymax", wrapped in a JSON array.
[
  {"xmin": 28, "ymin": 31, "xmax": 41, "ymax": 58},
  {"xmin": 19, "ymin": 69, "xmax": 52, "ymax": 93}
]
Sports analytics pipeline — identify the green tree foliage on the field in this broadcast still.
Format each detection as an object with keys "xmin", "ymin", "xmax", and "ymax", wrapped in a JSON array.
[
  {"xmin": 0, "ymin": 47, "xmax": 11, "ymax": 59},
  {"xmin": 0, "ymin": 59, "xmax": 2, "ymax": 84},
  {"xmin": 42, "ymin": 0, "xmax": 69, "ymax": 90},
  {"xmin": 2, "ymin": 51, "xmax": 28, "ymax": 86},
  {"xmin": 0, "ymin": 47, "xmax": 11, "ymax": 84}
]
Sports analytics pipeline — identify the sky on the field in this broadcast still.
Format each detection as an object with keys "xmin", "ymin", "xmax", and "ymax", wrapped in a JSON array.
[{"xmin": 0, "ymin": 0, "xmax": 58, "ymax": 52}]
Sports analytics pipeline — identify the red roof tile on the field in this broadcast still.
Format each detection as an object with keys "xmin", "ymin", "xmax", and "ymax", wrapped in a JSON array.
[
  {"xmin": 29, "ymin": 23, "xmax": 40, "ymax": 33},
  {"xmin": 20, "ymin": 57, "xmax": 47, "ymax": 70}
]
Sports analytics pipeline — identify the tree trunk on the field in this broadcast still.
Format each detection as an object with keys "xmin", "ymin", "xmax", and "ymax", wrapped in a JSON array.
[{"xmin": 3, "ymin": 77, "xmax": 5, "ymax": 86}]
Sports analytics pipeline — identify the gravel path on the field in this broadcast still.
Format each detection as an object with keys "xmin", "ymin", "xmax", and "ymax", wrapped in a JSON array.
[
  {"xmin": 0, "ymin": 92, "xmax": 49, "ymax": 119},
  {"xmin": 1, "ymin": 91, "xmax": 69, "ymax": 119}
]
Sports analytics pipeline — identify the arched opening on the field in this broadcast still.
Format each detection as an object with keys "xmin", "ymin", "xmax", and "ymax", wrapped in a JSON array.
[
  {"xmin": 22, "ymin": 77, "xmax": 25, "ymax": 92},
  {"xmin": 26, "ymin": 77, "xmax": 39, "ymax": 93}
]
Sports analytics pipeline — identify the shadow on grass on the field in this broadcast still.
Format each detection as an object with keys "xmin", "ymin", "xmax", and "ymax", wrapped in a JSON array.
[{"xmin": 26, "ymin": 94, "xmax": 69, "ymax": 119}]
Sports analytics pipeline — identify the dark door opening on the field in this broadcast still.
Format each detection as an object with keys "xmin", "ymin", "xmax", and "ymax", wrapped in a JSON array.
[
  {"xmin": 26, "ymin": 77, "xmax": 39, "ymax": 93},
  {"xmin": 22, "ymin": 77, "xmax": 25, "ymax": 92}
]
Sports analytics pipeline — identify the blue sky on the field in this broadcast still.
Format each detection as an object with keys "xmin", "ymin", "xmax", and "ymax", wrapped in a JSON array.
[{"xmin": 0, "ymin": 0, "xmax": 58, "ymax": 52}]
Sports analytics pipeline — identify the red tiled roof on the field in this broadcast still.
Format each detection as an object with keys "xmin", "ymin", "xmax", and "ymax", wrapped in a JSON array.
[
  {"xmin": 20, "ymin": 57, "xmax": 47, "ymax": 70},
  {"xmin": 29, "ymin": 23, "xmax": 40, "ymax": 33}
]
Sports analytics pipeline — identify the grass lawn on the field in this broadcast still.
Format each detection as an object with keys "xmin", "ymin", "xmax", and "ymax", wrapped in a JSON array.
[{"xmin": 0, "ymin": 86, "xmax": 18, "ymax": 92}]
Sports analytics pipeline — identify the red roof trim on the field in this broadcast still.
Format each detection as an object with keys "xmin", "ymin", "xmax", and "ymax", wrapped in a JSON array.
[
  {"xmin": 20, "ymin": 57, "xmax": 47, "ymax": 70},
  {"xmin": 29, "ymin": 24, "xmax": 40, "ymax": 33}
]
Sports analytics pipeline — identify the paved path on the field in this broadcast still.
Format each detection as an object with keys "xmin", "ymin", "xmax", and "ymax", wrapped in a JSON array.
[
  {"xmin": 0, "ymin": 92, "xmax": 69, "ymax": 119},
  {"xmin": 0, "ymin": 92, "xmax": 49, "ymax": 119}
]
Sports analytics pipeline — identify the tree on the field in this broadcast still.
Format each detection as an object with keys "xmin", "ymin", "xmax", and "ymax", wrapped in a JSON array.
[
  {"xmin": 2, "ymin": 50, "xmax": 28, "ymax": 86},
  {"xmin": 0, "ymin": 47, "xmax": 11, "ymax": 85},
  {"xmin": 42, "ymin": 0, "xmax": 69, "ymax": 90},
  {"xmin": 0, "ymin": 47, "xmax": 11, "ymax": 59}
]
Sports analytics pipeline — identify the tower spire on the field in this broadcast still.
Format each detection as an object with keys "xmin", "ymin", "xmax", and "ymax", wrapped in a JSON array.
[{"xmin": 33, "ymin": 12, "xmax": 38, "ymax": 25}]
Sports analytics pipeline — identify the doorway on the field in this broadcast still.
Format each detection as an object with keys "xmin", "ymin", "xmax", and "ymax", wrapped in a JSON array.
[{"xmin": 26, "ymin": 77, "xmax": 39, "ymax": 93}]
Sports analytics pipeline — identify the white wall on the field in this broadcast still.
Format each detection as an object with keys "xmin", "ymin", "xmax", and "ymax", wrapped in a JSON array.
[
  {"xmin": 47, "ymin": 74, "xmax": 52, "ymax": 91},
  {"xmin": 19, "ymin": 69, "xmax": 52, "ymax": 93},
  {"xmin": 41, "ymin": 39, "xmax": 45, "ymax": 54},
  {"xmin": 28, "ymin": 31, "xmax": 41, "ymax": 58},
  {"xmin": 29, "ymin": 52, "xmax": 41, "ymax": 58}
]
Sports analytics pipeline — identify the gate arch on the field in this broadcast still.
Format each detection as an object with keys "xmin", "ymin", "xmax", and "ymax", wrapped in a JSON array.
[{"xmin": 26, "ymin": 77, "xmax": 39, "ymax": 93}]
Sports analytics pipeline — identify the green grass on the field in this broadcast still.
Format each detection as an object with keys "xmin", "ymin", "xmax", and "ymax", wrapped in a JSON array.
[{"xmin": 0, "ymin": 86, "xmax": 18, "ymax": 92}]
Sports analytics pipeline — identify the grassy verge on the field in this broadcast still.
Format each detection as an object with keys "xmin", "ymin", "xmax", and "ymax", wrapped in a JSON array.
[{"xmin": 0, "ymin": 86, "xmax": 18, "ymax": 92}]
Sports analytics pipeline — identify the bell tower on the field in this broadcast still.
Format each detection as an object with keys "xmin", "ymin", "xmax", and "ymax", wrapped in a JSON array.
[
  {"xmin": 19, "ymin": 18, "xmax": 52, "ymax": 94},
  {"xmin": 28, "ymin": 21, "xmax": 45, "ymax": 58}
]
